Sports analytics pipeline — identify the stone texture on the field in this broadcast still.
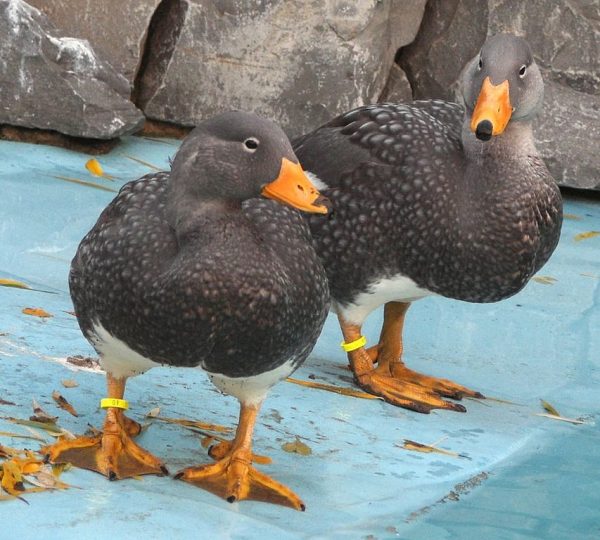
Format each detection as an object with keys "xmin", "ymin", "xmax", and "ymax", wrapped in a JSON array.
[
  {"xmin": 0, "ymin": 0, "xmax": 145, "ymax": 139},
  {"xmin": 28, "ymin": 0, "xmax": 162, "ymax": 88},
  {"xmin": 136, "ymin": 0, "xmax": 427, "ymax": 138},
  {"xmin": 379, "ymin": 63, "xmax": 413, "ymax": 103},
  {"xmin": 398, "ymin": 0, "xmax": 600, "ymax": 190}
]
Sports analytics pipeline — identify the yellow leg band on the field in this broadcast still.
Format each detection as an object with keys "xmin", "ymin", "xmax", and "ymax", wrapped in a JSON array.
[
  {"xmin": 100, "ymin": 398, "xmax": 129, "ymax": 410},
  {"xmin": 341, "ymin": 335, "xmax": 367, "ymax": 352}
]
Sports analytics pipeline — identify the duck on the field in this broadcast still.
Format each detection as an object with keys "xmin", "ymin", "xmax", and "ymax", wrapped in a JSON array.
[
  {"xmin": 44, "ymin": 111, "xmax": 331, "ymax": 510},
  {"xmin": 293, "ymin": 34, "xmax": 563, "ymax": 413}
]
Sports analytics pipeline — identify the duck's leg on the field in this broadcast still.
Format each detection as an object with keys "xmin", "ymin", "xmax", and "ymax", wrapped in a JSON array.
[
  {"xmin": 175, "ymin": 401, "xmax": 304, "ymax": 511},
  {"xmin": 339, "ymin": 308, "xmax": 469, "ymax": 413},
  {"xmin": 43, "ymin": 374, "xmax": 167, "ymax": 479}
]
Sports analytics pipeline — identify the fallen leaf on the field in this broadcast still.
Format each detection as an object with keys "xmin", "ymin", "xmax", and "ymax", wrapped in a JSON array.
[
  {"xmin": 50, "ymin": 175, "xmax": 118, "ymax": 193},
  {"xmin": 151, "ymin": 415, "xmax": 232, "ymax": 434},
  {"xmin": 122, "ymin": 154, "xmax": 162, "ymax": 171},
  {"xmin": 400, "ymin": 438, "xmax": 461, "ymax": 458},
  {"xmin": 563, "ymin": 213, "xmax": 582, "ymax": 220},
  {"xmin": 286, "ymin": 377, "xmax": 383, "ymax": 400},
  {"xmin": 3, "ymin": 417, "xmax": 64, "ymax": 434},
  {"xmin": 22, "ymin": 307, "xmax": 52, "ymax": 318},
  {"xmin": 30, "ymin": 399, "xmax": 58, "ymax": 424},
  {"xmin": 61, "ymin": 379, "xmax": 78, "ymax": 388},
  {"xmin": 535, "ymin": 413, "xmax": 585, "ymax": 425},
  {"xmin": 574, "ymin": 231, "xmax": 600, "ymax": 242},
  {"xmin": 0, "ymin": 431, "xmax": 45, "ymax": 443},
  {"xmin": 85, "ymin": 158, "xmax": 116, "ymax": 181},
  {"xmin": 532, "ymin": 276, "xmax": 557, "ymax": 285},
  {"xmin": 0, "ymin": 279, "xmax": 56, "ymax": 294},
  {"xmin": 0, "ymin": 399, "xmax": 16, "ymax": 406},
  {"xmin": 540, "ymin": 399, "xmax": 560, "ymax": 417},
  {"xmin": 0, "ymin": 279, "xmax": 30, "ymax": 290},
  {"xmin": 282, "ymin": 438, "xmax": 312, "ymax": 456},
  {"xmin": 145, "ymin": 407, "xmax": 160, "ymax": 418},
  {"xmin": 66, "ymin": 355, "xmax": 99, "ymax": 369},
  {"xmin": 51, "ymin": 391, "xmax": 78, "ymax": 417}
]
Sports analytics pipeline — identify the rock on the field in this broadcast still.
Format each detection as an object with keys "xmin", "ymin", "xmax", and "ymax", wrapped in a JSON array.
[
  {"xmin": 28, "ymin": 0, "xmax": 162, "ymax": 87},
  {"xmin": 379, "ymin": 63, "xmax": 413, "ymax": 103},
  {"xmin": 0, "ymin": 0, "xmax": 144, "ymax": 139},
  {"xmin": 535, "ymin": 77, "xmax": 600, "ymax": 191},
  {"xmin": 136, "ymin": 0, "xmax": 427, "ymax": 138},
  {"xmin": 397, "ymin": 0, "xmax": 600, "ymax": 190}
]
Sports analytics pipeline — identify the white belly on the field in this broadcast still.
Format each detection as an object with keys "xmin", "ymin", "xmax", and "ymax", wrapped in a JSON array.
[
  {"xmin": 206, "ymin": 358, "xmax": 297, "ymax": 406},
  {"xmin": 336, "ymin": 275, "xmax": 433, "ymax": 325},
  {"xmin": 89, "ymin": 322, "xmax": 162, "ymax": 378}
]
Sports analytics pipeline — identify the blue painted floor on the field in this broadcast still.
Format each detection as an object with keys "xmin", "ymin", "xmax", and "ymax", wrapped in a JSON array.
[{"xmin": 0, "ymin": 138, "xmax": 598, "ymax": 539}]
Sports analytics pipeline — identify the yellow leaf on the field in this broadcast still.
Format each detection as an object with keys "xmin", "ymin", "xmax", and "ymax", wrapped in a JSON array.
[
  {"xmin": 532, "ymin": 276, "xmax": 557, "ymax": 285},
  {"xmin": 540, "ymin": 399, "xmax": 560, "ymax": 416},
  {"xmin": 85, "ymin": 158, "xmax": 104, "ymax": 177},
  {"xmin": 0, "ymin": 279, "xmax": 30, "ymax": 290},
  {"xmin": 22, "ymin": 307, "xmax": 52, "ymax": 318},
  {"xmin": 574, "ymin": 231, "xmax": 600, "ymax": 242},
  {"xmin": 282, "ymin": 438, "xmax": 312, "ymax": 456}
]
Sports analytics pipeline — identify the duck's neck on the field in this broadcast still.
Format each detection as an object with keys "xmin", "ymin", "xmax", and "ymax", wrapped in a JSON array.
[
  {"xmin": 462, "ymin": 118, "xmax": 538, "ymax": 164},
  {"xmin": 166, "ymin": 189, "xmax": 242, "ymax": 243}
]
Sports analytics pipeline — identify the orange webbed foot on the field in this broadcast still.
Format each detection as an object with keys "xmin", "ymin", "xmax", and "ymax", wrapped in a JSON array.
[
  {"xmin": 43, "ymin": 410, "xmax": 167, "ymax": 480},
  {"xmin": 175, "ymin": 448, "xmax": 304, "ymax": 511}
]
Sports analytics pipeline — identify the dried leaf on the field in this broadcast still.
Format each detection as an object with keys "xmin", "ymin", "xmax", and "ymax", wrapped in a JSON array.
[
  {"xmin": 61, "ymin": 379, "xmax": 78, "ymax": 388},
  {"xmin": 0, "ymin": 279, "xmax": 30, "ymax": 290},
  {"xmin": 152, "ymin": 415, "xmax": 232, "ymax": 434},
  {"xmin": 0, "ymin": 431, "xmax": 45, "ymax": 442},
  {"xmin": 122, "ymin": 154, "xmax": 162, "ymax": 171},
  {"xmin": 563, "ymin": 213, "xmax": 582, "ymax": 221},
  {"xmin": 286, "ymin": 377, "xmax": 383, "ymax": 400},
  {"xmin": 282, "ymin": 438, "xmax": 312, "ymax": 456},
  {"xmin": 0, "ymin": 399, "xmax": 16, "ymax": 406},
  {"xmin": 532, "ymin": 276, "xmax": 557, "ymax": 285},
  {"xmin": 0, "ymin": 279, "xmax": 56, "ymax": 294},
  {"xmin": 145, "ymin": 407, "xmax": 160, "ymax": 418},
  {"xmin": 85, "ymin": 158, "xmax": 116, "ymax": 181},
  {"xmin": 50, "ymin": 175, "xmax": 118, "ymax": 193},
  {"xmin": 574, "ymin": 231, "xmax": 600, "ymax": 242},
  {"xmin": 540, "ymin": 399, "xmax": 560, "ymax": 417},
  {"xmin": 401, "ymin": 439, "xmax": 460, "ymax": 458},
  {"xmin": 30, "ymin": 398, "xmax": 58, "ymax": 424},
  {"xmin": 535, "ymin": 413, "xmax": 585, "ymax": 425},
  {"xmin": 85, "ymin": 158, "xmax": 103, "ymax": 177},
  {"xmin": 22, "ymin": 307, "xmax": 52, "ymax": 318},
  {"xmin": 66, "ymin": 355, "xmax": 99, "ymax": 369},
  {"xmin": 2, "ymin": 417, "xmax": 63, "ymax": 434},
  {"xmin": 51, "ymin": 391, "xmax": 78, "ymax": 417}
]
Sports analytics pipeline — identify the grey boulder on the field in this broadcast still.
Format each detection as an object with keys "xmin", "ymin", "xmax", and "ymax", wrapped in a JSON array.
[
  {"xmin": 0, "ymin": 0, "xmax": 144, "ymax": 139},
  {"xmin": 136, "ymin": 0, "xmax": 427, "ymax": 138}
]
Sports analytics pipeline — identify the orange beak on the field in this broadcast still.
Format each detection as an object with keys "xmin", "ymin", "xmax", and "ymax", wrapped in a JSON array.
[
  {"xmin": 261, "ymin": 158, "xmax": 330, "ymax": 214},
  {"xmin": 470, "ymin": 77, "xmax": 513, "ymax": 140}
]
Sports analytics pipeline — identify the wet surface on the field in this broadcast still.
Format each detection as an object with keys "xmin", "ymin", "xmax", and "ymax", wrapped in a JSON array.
[{"xmin": 0, "ymin": 138, "xmax": 598, "ymax": 539}]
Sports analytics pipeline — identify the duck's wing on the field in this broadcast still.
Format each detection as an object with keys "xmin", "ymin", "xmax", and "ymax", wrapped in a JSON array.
[{"xmin": 293, "ymin": 102, "xmax": 464, "ymax": 190}]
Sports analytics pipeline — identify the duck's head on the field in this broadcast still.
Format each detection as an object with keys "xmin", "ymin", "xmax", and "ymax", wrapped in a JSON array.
[
  {"xmin": 170, "ymin": 111, "xmax": 330, "ymax": 214},
  {"xmin": 462, "ymin": 34, "xmax": 544, "ymax": 141}
]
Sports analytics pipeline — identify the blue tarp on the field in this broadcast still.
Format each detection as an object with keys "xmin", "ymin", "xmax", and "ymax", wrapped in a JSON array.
[{"xmin": 0, "ymin": 137, "xmax": 598, "ymax": 539}]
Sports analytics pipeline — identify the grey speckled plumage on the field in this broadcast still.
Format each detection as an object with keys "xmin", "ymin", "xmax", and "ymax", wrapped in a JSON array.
[
  {"xmin": 70, "ymin": 113, "xmax": 329, "ymax": 379},
  {"xmin": 294, "ymin": 35, "xmax": 562, "ymax": 310}
]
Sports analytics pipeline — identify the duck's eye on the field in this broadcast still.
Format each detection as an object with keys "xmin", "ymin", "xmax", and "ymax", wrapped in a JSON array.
[
  {"xmin": 478, "ymin": 57, "xmax": 483, "ymax": 70},
  {"xmin": 519, "ymin": 65, "xmax": 527, "ymax": 77},
  {"xmin": 243, "ymin": 137, "xmax": 259, "ymax": 152}
]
